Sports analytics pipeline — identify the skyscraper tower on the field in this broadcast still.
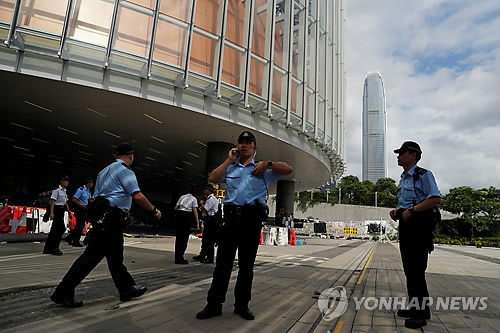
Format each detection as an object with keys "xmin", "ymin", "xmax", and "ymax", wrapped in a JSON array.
[{"xmin": 362, "ymin": 72, "xmax": 387, "ymax": 183}]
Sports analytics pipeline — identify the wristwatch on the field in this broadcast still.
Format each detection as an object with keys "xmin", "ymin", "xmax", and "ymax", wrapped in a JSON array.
[
  {"xmin": 408, "ymin": 206, "xmax": 415, "ymax": 214},
  {"xmin": 150, "ymin": 207, "xmax": 158, "ymax": 216},
  {"xmin": 268, "ymin": 161, "xmax": 273, "ymax": 169}
]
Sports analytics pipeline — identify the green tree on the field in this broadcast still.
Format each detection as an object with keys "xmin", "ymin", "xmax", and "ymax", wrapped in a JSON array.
[
  {"xmin": 441, "ymin": 186, "xmax": 500, "ymax": 239},
  {"xmin": 374, "ymin": 178, "xmax": 398, "ymax": 208}
]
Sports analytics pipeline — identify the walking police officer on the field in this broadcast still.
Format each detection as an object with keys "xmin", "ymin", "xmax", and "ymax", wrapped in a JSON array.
[
  {"xmin": 196, "ymin": 131, "xmax": 293, "ymax": 320},
  {"xmin": 43, "ymin": 175, "xmax": 71, "ymax": 256},
  {"xmin": 389, "ymin": 141, "xmax": 440, "ymax": 329},
  {"xmin": 193, "ymin": 185, "xmax": 219, "ymax": 263},
  {"xmin": 50, "ymin": 143, "xmax": 161, "ymax": 307},
  {"xmin": 65, "ymin": 177, "xmax": 94, "ymax": 247}
]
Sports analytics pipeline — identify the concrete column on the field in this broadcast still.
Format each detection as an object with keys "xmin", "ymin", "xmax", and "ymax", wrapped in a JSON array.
[{"xmin": 275, "ymin": 179, "xmax": 295, "ymax": 226}]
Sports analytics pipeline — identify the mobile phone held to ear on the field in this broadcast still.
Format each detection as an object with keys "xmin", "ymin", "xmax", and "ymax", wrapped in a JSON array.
[{"xmin": 232, "ymin": 149, "xmax": 240, "ymax": 158}]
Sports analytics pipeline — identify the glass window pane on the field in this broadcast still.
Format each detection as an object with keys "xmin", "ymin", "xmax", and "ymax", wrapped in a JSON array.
[
  {"xmin": 249, "ymin": 56, "xmax": 266, "ymax": 96},
  {"xmin": 318, "ymin": 31, "xmax": 326, "ymax": 98},
  {"xmin": 190, "ymin": 32, "xmax": 217, "ymax": 77},
  {"xmin": 112, "ymin": 4, "xmax": 153, "ymax": 57},
  {"xmin": 127, "ymin": 0, "xmax": 155, "ymax": 9},
  {"xmin": 307, "ymin": 17, "xmax": 316, "ymax": 88},
  {"xmin": 68, "ymin": 0, "xmax": 114, "ymax": 47},
  {"xmin": 274, "ymin": 1, "xmax": 288, "ymax": 70},
  {"xmin": 153, "ymin": 18, "xmax": 188, "ymax": 68},
  {"xmin": 225, "ymin": 0, "xmax": 246, "ymax": 46},
  {"xmin": 318, "ymin": 98, "xmax": 325, "ymax": 132},
  {"xmin": 222, "ymin": 44, "xmax": 244, "ymax": 88},
  {"xmin": 272, "ymin": 67, "xmax": 286, "ymax": 107},
  {"xmin": 0, "ymin": 0, "xmax": 15, "ymax": 23},
  {"xmin": 195, "ymin": 0, "xmax": 220, "ymax": 35},
  {"xmin": 19, "ymin": 0, "xmax": 67, "ymax": 35},
  {"xmin": 291, "ymin": 79, "xmax": 303, "ymax": 117},
  {"xmin": 306, "ymin": 88, "xmax": 314, "ymax": 124},
  {"xmin": 292, "ymin": 4, "xmax": 304, "ymax": 79},
  {"xmin": 159, "ymin": 0, "xmax": 192, "ymax": 22},
  {"xmin": 251, "ymin": 0, "xmax": 268, "ymax": 59}
]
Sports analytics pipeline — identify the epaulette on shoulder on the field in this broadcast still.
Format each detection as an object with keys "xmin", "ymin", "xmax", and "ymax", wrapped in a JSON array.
[
  {"xmin": 413, "ymin": 166, "xmax": 427, "ymax": 181},
  {"xmin": 415, "ymin": 166, "xmax": 427, "ymax": 175},
  {"xmin": 121, "ymin": 162, "xmax": 131, "ymax": 169}
]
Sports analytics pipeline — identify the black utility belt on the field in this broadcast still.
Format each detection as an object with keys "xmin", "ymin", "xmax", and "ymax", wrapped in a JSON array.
[{"xmin": 224, "ymin": 204, "xmax": 260, "ymax": 216}]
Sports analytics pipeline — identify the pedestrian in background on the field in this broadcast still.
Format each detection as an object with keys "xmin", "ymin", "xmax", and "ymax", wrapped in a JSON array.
[
  {"xmin": 65, "ymin": 177, "xmax": 94, "ymax": 247},
  {"xmin": 43, "ymin": 175, "xmax": 71, "ymax": 256},
  {"xmin": 196, "ymin": 131, "xmax": 293, "ymax": 320},
  {"xmin": 193, "ymin": 185, "xmax": 219, "ymax": 264},
  {"xmin": 389, "ymin": 141, "xmax": 441, "ymax": 329},
  {"xmin": 50, "ymin": 143, "xmax": 161, "ymax": 308},
  {"xmin": 174, "ymin": 188, "xmax": 199, "ymax": 264}
]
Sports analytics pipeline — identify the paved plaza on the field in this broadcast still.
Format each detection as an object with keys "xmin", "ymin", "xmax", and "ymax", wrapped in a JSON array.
[{"xmin": 0, "ymin": 236, "xmax": 498, "ymax": 332}]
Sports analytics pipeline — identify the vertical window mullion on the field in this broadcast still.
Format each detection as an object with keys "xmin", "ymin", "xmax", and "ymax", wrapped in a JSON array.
[
  {"xmin": 58, "ymin": 0, "xmax": 74, "ymax": 57},
  {"xmin": 104, "ymin": 0, "xmax": 121, "ymax": 68},
  {"xmin": 263, "ymin": 0, "xmax": 275, "ymax": 114},
  {"xmin": 4, "ymin": 0, "xmax": 22, "ymax": 48},
  {"xmin": 215, "ymin": 0, "xmax": 229, "ymax": 98},
  {"xmin": 144, "ymin": 0, "xmax": 161, "ymax": 78}
]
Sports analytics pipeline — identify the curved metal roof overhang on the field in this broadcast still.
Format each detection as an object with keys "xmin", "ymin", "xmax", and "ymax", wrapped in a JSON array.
[{"xmin": 0, "ymin": 53, "xmax": 344, "ymax": 197}]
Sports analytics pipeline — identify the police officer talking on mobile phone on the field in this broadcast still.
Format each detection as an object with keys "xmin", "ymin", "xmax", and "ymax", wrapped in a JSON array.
[
  {"xmin": 389, "ymin": 141, "xmax": 440, "ymax": 329},
  {"xmin": 196, "ymin": 131, "xmax": 293, "ymax": 320}
]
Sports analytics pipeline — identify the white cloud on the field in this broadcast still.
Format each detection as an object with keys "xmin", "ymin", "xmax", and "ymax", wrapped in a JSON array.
[{"xmin": 344, "ymin": 0, "xmax": 500, "ymax": 194}]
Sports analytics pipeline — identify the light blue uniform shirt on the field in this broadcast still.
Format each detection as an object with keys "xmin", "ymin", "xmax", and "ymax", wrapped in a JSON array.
[
  {"xmin": 73, "ymin": 186, "xmax": 91, "ymax": 206},
  {"xmin": 221, "ymin": 159, "xmax": 283, "ymax": 206},
  {"xmin": 94, "ymin": 160, "xmax": 140, "ymax": 211},
  {"xmin": 397, "ymin": 164, "xmax": 440, "ymax": 209}
]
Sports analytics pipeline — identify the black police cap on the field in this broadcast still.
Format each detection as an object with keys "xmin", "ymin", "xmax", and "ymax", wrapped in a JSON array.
[
  {"xmin": 394, "ymin": 141, "xmax": 422, "ymax": 154},
  {"xmin": 238, "ymin": 131, "xmax": 256, "ymax": 144},
  {"xmin": 115, "ymin": 143, "xmax": 135, "ymax": 155}
]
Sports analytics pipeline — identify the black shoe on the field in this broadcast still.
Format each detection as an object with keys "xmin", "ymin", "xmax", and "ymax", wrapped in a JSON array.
[
  {"xmin": 175, "ymin": 259, "xmax": 189, "ymax": 264},
  {"xmin": 44, "ymin": 249, "xmax": 63, "ymax": 256},
  {"xmin": 397, "ymin": 309, "xmax": 431, "ymax": 320},
  {"xmin": 50, "ymin": 294, "xmax": 83, "ymax": 308},
  {"xmin": 192, "ymin": 255, "xmax": 203, "ymax": 261},
  {"xmin": 234, "ymin": 307, "xmax": 255, "ymax": 320},
  {"xmin": 71, "ymin": 241, "xmax": 83, "ymax": 247},
  {"xmin": 196, "ymin": 305, "xmax": 222, "ymax": 319},
  {"xmin": 65, "ymin": 237, "xmax": 73, "ymax": 245},
  {"xmin": 405, "ymin": 318, "xmax": 427, "ymax": 329},
  {"xmin": 120, "ymin": 285, "xmax": 147, "ymax": 301},
  {"xmin": 201, "ymin": 259, "xmax": 214, "ymax": 264}
]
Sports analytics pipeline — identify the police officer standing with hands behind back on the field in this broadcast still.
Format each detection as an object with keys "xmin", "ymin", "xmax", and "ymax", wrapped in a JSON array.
[
  {"xmin": 389, "ymin": 141, "xmax": 440, "ymax": 329},
  {"xmin": 50, "ymin": 143, "xmax": 161, "ymax": 308},
  {"xmin": 196, "ymin": 131, "xmax": 293, "ymax": 321}
]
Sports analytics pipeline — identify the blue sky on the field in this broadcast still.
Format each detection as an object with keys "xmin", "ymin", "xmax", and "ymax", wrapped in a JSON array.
[{"xmin": 345, "ymin": 0, "xmax": 500, "ymax": 194}]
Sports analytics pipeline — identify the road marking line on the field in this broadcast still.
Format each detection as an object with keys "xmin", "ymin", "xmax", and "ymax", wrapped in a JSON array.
[
  {"xmin": 333, "ymin": 320, "xmax": 343, "ymax": 333},
  {"xmin": 357, "ymin": 243, "xmax": 378, "ymax": 285}
]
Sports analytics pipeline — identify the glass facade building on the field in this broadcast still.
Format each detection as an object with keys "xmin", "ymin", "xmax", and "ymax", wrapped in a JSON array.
[
  {"xmin": 0, "ymin": 0, "xmax": 346, "ymax": 190},
  {"xmin": 362, "ymin": 72, "xmax": 386, "ymax": 184}
]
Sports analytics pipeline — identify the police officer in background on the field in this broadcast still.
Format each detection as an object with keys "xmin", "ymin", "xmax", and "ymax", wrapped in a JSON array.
[
  {"xmin": 196, "ymin": 131, "xmax": 293, "ymax": 320},
  {"xmin": 174, "ymin": 188, "xmax": 199, "ymax": 264},
  {"xmin": 193, "ymin": 185, "xmax": 219, "ymax": 264},
  {"xmin": 389, "ymin": 141, "xmax": 440, "ymax": 329},
  {"xmin": 50, "ymin": 143, "xmax": 161, "ymax": 308},
  {"xmin": 43, "ymin": 175, "xmax": 71, "ymax": 256},
  {"xmin": 65, "ymin": 177, "xmax": 94, "ymax": 247}
]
